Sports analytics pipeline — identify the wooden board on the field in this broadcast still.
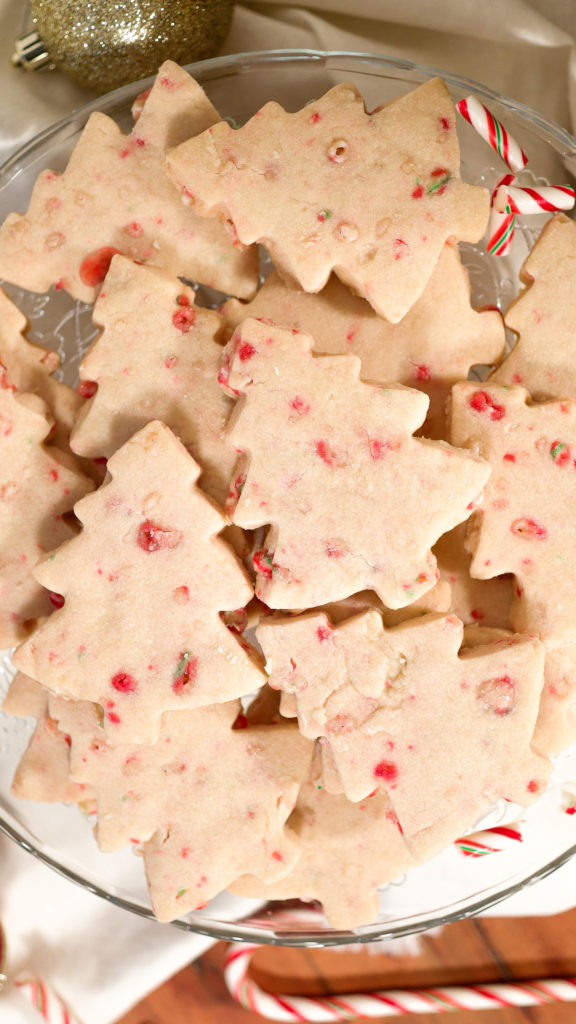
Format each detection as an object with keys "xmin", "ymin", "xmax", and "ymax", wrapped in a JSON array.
[{"xmin": 116, "ymin": 907, "xmax": 576, "ymax": 1023}]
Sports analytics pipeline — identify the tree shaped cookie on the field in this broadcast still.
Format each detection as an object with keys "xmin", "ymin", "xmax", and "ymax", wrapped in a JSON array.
[
  {"xmin": 257, "ymin": 610, "xmax": 550, "ymax": 857},
  {"xmin": 0, "ymin": 288, "xmax": 81, "ymax": 452},
  {"xmin": 230, "ymin": 751, "xmax": 416, "ymax": 929},
  {"xmin": 451, "ymin": 382, "xmax": 576, "ymax": 646},
  {"xmin": 434, "ymin": 522, "xmax": 514, "ymax": 629},
  {"xmin": 0, "ymin": 389, "xmax": 93, "ymax": 646},
  {"xmin": 59, "ymin": 699, "xmax": 312, "ymax": 922},
  {"xmin": 0, "ymin": 61, "xmax": 258, "ymax": 303},
  {"xmin": 70, "ymin": 257, "xmax": 236, "ymax": 506},
  {"xmin": 3, "ymin": 673, "xmax": 95, "ymax": 806},
  {"xmin": 168, "ymin": 78, "xmax": 488, "ymax": 322},
  {"xmin": 491, "ymin": 215, "xmax": 576, "ymax": 400},
  {"xmin": 14, "ymin": 421, "xmax": 264, "ymax": 744},
  {"xmin": 462, "ymin": 626, "xmax": 576, "ymax": 760},
  {"xmin": 223, "ymin": 245, "xmax": 505, "ymax": 439},
  {"xmin": 224, "ymin": 319, "xmax": 490, "ymax": 610}
]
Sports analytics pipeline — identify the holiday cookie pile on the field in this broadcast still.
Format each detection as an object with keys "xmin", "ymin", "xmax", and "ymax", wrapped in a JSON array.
[{"xmin": 1, "ymin": 60, "xmax": 575, "ymax": 930}]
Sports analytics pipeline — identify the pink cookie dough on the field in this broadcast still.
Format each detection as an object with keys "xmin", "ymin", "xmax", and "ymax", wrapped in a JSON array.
[
  {"xmin": 59, "ymin": 699, "xmax": 313, "ymax": 922},
  {"xmin": 0, "ymin": 61, "xmax": 258, "ymax": 303},
  {"xmin": 14, "ymin": 421, "xmax": 264, "ymax": 744},
  {"xmin": 491, "ymin": 214, "xmax": 576, "ymax": 400},
  {"xmin": 71, "ymin": 257, "xmax": 236, "ymax": 506},
  {"xmin": 451, "ymin": 381, "xmax": 576, "ymax": 647},
  {"xmin": 223, "ymin": 245, "xmax": 505, "ymax": 439},
  {"xmin": 0, "ymin": 389, "xmax": 93, "ymax": 646},
  {"xmin": 224, "ymin": 318, "xmax": 490, "ymax": 610},
  {"xmin": 168, "ymin": 78, "xmax": 488, "ymax": 322},
  {"xmin": 257, "ymin": 610, "xmax": 550, "ymax": 857}
]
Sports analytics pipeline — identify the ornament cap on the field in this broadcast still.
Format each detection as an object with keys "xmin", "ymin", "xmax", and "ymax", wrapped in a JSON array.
[{"xmin": 11, "ymin": 30, "xmax": 54, "ymax": 72}]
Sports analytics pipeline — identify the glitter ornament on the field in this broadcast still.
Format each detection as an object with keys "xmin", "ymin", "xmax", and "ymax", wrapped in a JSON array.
[{"xmin": 12, "ymin": 1, "xmax": 234, "ymax": 93}]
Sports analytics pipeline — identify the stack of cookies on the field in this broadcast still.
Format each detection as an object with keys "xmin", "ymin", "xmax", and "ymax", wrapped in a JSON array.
[{"xmin": 1, "ymin": 60, "xmax": 574, "ymax": 930}]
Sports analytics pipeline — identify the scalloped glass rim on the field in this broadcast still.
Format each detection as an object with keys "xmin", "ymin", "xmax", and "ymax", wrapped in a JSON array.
[{"xmin": 1, "ymin": 49, "xmax": 576, "ymax": 947}]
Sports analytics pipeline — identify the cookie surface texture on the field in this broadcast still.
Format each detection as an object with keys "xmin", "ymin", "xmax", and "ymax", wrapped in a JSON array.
[
  {"xmin": 491, "ymin": 215, "xmax": 576, "ymax": 400},
  {"xmin": 0, "ymin": 390, "xmax": 93, "ymax": 645},
  {"xmin": 223, "ymin": 245, "xmax": 505, "ymax": 439},
  {"xmin": 225, "ymin": 319, "xmax": 490, "ymax": 610},
  {"xmin": 63, "ymin": 700, "xmax": 312, "ymax": 921},
  {"xmin": 451, "ymin": 382, "xmax": 576, "ymax": 646},
  {"xmin": 257, "ymin": 610, "xmax": 549, "ymax": 856},
  {"xmin": 168, "ymin": 78, "xmax": 488, "ymax": 321},
  {"xmin": 14, "ymin": 420, "xmax": 264, "ymax": 743},
  {"xmin": 231, "ymin": 751, "xmax": 416, "ymax": 929},
  {"xmin": 0, "ymin": 61, "xmax": 258, "ymax": 303},
  {"xmin": 71, "ymin": 257, "xmax": 236, "ymax": 506}
]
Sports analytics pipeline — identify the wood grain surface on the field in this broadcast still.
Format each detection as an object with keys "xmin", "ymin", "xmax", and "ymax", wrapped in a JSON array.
[{"xmin": 116, "ymin": 907, "xmax": 576, "ymax": 1023}]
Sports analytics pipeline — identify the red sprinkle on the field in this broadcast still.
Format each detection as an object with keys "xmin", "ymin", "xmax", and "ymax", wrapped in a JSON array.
[
  {"xmin": 289, "ymin": 396, "xmax": 310, "ymax": 416},
  {"xmin": 111, "ymin": 672, "xmax": 137, "ymax": 694},
  {"xmin": 238, "ymin": 341, "xmax": 256, "ymax": 361},
  {"xmin": 394, "ymin": 238, "xmax": 408, "ymax": 260},
  {"xmin": 510, "ymin": 517, "xmax": 548, "ymax": 540},
  {"xmin": 374, "ymin": 761, "xmax": 399, "ymax": 783},
  {"xmin": 271, "ymin": 850, "xmax": 284, "ymax": 862},
  {"xmin": 527, "ymin": 780, "xmax": 539, "ymax": 794},
  {"xmin": 412, "ymin": 185, "xmax": 424, "ymax": 199},
  {"xmin": 431, "ymin": 166, "xmax": 449, "ymax": 177},
  {"xmin": 172, "ymin": 306, "xmax": 196, "ymax": 333},
  {"xmin": 468, "ymin": 390, "xmax": 505, "ymax": 420},
  {"xmin": 503, "ymin": 453, "xmax": 516, "ymax": 462},
  {"xmin": 137, "ymin": 520, "xmax": 182, "ymax": 552},
  {"xmin": 368, "ymin": 439, "xmax": 389, "ymax": 460},
  {"xmin": 414, "ymin": 364, "xmax": 432, "ymax": 381},
  {"xmin": 439, "ymin": 117, "xmax": 451, "ymax": 132},
  {"xmin": 232, "ymin": 713, "xmax": 249, "ymax": 730},
  {"xmin": 79, "ymin": 247, "xmax": 120, "ymax": 287},
  {"xmin": 470, "ymin": 608, "xmax": 484, "ymax": 621},
  {"xmin": 316, "ymin": 624, "xmax": 333, "ymax": 643},
  {"xmin": 308, "ymin": 112, "xmax": 321, "ymax": 124},
  {"xmin": 48, "ymin": 591, "xmax": 65, "ymax": 609},
  {"xmin": 172, "ymin": 653, "xmax": 198, "ymax": 695},
  {"xmin": 314, "ymin": 439, "xmax": 345, "ymax": 467},
  {"xmin": 77, "ymin": 380, "xmax": 98, "ymax": 399}
]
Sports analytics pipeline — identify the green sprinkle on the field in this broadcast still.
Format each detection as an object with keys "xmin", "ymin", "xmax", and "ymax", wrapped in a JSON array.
[
  {"xmin": 427, "ymin": 173, "xmax": 451, "ymax": 194},
  {"xmin": 316, "ymin": 783, "xmax": 323, "ymax": 790},
  {"xmin": 551, "ymin": 442, "xmax": 566, "ymax": 460},
  {"xmin": 176, "ymin": 888, "xmax": 187, "ymax": 899},
  {"xmin": 174, "ymin": 651, "xmax": 192, "ymax": 680}
]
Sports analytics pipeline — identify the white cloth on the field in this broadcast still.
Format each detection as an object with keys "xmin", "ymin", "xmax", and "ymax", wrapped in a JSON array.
[{"xmin": 1, "ymin": 2, "xmax": 576, "ymax": 1021}]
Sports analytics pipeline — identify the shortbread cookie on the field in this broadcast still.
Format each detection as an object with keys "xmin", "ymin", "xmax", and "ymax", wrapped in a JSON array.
[
  {"xmin": 168, "ymin": 78, "xmax": 488, "ymax": 322},
  {"xmin": 533, "ymin": 645, "xmax": 576, "ymax": 757},
  {"xmin": 70, "ymin": 257, "xmax": 236, "ymax": 506},
  {"xmin": 451, "ymin": 382, "xmax": 576, "ymax": 646},
  {"xmin": 434, "ymin": 522, "xmax": 514, "ymax": 628},
  {"xmin": 0, "ymin": 389, "xmax": 93, "ymax": 646},
  {"xmin": 257, "ymin": 610, "xmax": 550, "ymax": 856},
  {"xmin": 0, "ymin": 288, "xmax": 81, "ymax": 452},
  {"xmin": 223, "ymin": 246, "xmax": 505, "ymax": 439},
  {"xmin": 463, "ymin": 624, "xmax": 576, "ymax": 759},
  {"xmin": 230, "ymin": 752, "xmax": 416, "ymax": 929},
  {"xmin": 0, "ymin": 61, "xmax": 258, "ymax": 303},
  {"xmin": 3, "ymin": 673, "xmax": 95, "ymax": 805},
  {"xmin": 14, "ymin": 421, "xmax": 264, "ymax": 744},
  {"xmin": 491, "ymin": 215, "xmax": 576, "ymax": 400},
  {"xmin": 59, "ymin": 699, "xmax": 313, "ymax": 921},
  {"xmin": 225, "ymin": 319, "xmax": 490, "ymax": 610}
]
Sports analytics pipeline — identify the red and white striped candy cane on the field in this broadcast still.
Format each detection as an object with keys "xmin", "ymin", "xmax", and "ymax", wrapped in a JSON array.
[
  {"xmin": 14, "ymin": 974, "xmax": 84, "ymax": 1024},
  {"xmin": 455, "ymin": 823, "xmax": 523, "ymax": 857},
  {"xmin": 494, "ymin": 184, "xmax": 575, "ymax": 215},
  {"xmin": 224, "ymin": 944, "xmax": 576, "ymax": 1021},
  {"xmin": 456, "ymin": 96, "xmax": 528, "ymax": 172},
  {"xmin": 487, "ymin": 173, "xmax": 516, "ymax": 256}
]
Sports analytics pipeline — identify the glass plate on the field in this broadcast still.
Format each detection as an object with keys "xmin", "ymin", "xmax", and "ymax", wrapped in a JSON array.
[{"xmin": 1, "ymin": 50, "xmax": 576, "ymax": 947}]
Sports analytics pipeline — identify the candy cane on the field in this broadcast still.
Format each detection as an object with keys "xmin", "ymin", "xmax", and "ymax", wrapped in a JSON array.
[
  {"xmin": 493, "ymin": 184, "xmax": 575, "ymax": 215},
  {"xmin": 456, "ymin": 97, "xmax": 528, "ymax": 172},
  {"xmin": 487, "ymin": 173, "xmax": 516, "ymax": 256},
  {"xmin": 225, "ymin": 944, "xmax": 576, "ymax": 1020},
  {"xmin": 14, "ymin": 974, "xmax": 84, "ymax": 1024},
  {"xmin": 455, "ymin": 823, "xmax": 523, "ymax": 857}
]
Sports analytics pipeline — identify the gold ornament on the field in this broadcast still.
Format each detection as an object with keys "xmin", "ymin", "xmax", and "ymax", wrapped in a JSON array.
[{"xmin": 13, "ymin": 1, "xmax": 235, "ymax": 94}]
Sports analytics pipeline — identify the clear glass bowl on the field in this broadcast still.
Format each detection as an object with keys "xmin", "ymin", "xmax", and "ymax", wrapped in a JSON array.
[{"xmin": 1, "ymin": 50, "xmax": 576, "ymax": 947}]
